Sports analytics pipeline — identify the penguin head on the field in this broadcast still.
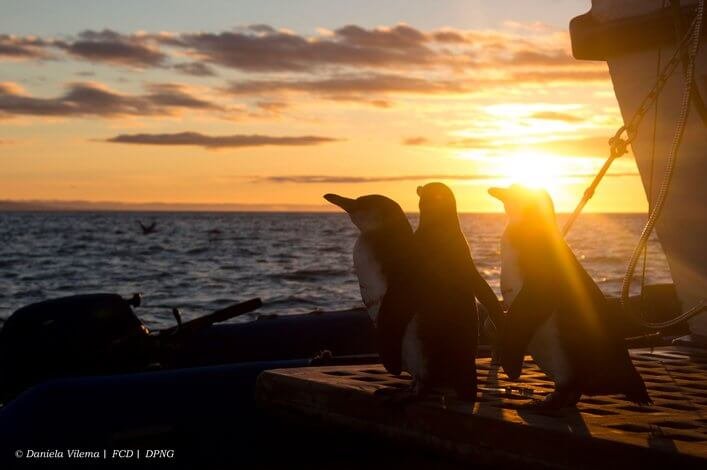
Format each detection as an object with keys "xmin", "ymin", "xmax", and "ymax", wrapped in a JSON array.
[
  {"xmin": 324, "ymin": 193, "xmax": 408, "ymax": 233},
  {"xmin": 488, "ymin": 184, "xmax": 556, "ymax": 227},
  {"xmin": 417, "ymin": 182, "xmax": 458, "ymax": 226}
]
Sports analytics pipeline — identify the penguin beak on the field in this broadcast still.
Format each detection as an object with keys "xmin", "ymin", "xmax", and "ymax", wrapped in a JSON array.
[
  {"xmin": 416, "ymin": 186, "xmax": 423, "ymax": 197},
  {"xmin": 323, "ymin": 194, "xmax": 357, "ymax": 213},
  {"xmin": 488, "ymin": 187, "xmax": 508, "ymax": 202}
]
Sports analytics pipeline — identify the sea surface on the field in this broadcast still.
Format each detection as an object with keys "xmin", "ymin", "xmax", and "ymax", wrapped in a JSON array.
[{"xmin": 0, "ymin": 212, "xmax": 672, "ymax": 330}]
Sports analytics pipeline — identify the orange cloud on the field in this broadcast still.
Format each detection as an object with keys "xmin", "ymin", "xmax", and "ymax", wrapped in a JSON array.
[
  {"xmin": 530, "ymin": 111, "xmax": 584, "ymax": 122},
  {"xmin": 0, "ymin": 34, "xmax": 51, "ymax": 59},
  {"xmin": 104, "ymin": 131, "xmax": 340, "ymax": 148},
  {"xmin": 403, "ymin": 136, "xmax": 429, "ymax": 146},
  {"xmin": 0, "ymin": 81, "xmax": 223, "ymax": 118},
  {"xmin": 54, "ymin": 29, "xmax": 166, "ymax": 68},
  {"xmin": 255, "ymin": 172, "xmax": 637, "ymax": 184}
]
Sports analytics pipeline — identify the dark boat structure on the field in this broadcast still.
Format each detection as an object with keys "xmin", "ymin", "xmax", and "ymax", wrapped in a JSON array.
[
  {"xmin": 0, "ymin": 294, "xmax": 384, "ymax": 402},
  {"xmin": 570, "ymin": 0, "xmax": 707, "ymax": 341},
  {"xmin": 0, "ymin": 286, "xmax": 687, "ymax": 467},
  {"xmin": 0, "ymin": 294, "xmax": 385, "ymax": 467},
  {"xmin": 0, "ymin": 286, "xmax": 685, "ymax": 403}
]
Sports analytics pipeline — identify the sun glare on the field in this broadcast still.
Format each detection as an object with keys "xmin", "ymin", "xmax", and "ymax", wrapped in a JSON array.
[{"xmin": 499, "ymin": 152, "xmax": 564, "ymax": 192}]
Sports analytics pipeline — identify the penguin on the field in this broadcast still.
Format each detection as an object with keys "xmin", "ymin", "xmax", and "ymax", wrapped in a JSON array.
[
  {"xmin": 488, "ymin": 184, "xmax": 650, "ymax": 409},
  {"xmin": 323, "ymin": 193, "xmax": 423, "ymax": 393},
  {"xmin": 413, "ymin": 182, "xmax": 505, "ymax": 401}
]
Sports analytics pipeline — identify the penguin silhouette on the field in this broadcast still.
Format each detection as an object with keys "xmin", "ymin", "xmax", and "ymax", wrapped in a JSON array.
[
  {"xmin": 323, "ymin": 194, "xmax": 420, "ymax": 384},
  {"xmin": 413, "ymin": 182, "xmax": 505, "ymax": 401},
  {"xmin": 489, "ymin": 185, "xmax": 650, "ymax": 409}
]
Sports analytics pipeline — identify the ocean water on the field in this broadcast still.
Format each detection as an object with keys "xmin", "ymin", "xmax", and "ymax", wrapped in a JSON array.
[{"xmin": 0, "ymin": 212, "xmax": 672, "ymax": 330}]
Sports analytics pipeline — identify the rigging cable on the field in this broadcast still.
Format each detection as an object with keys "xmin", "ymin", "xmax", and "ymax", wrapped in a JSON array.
[
  {"xmin": 562, "ymin": 1, "xmax": 702, "ymax": 237},
  {"xmin": 620, "ymin": 0, "xmax": 705, "ymax": 328},
  {"xmin": 562, "ymin": 1, "xmax": 706, "ymax": 328},
  {"xmin": 639, "ymin": 0, "xmax": 667, "ymax": 322}
]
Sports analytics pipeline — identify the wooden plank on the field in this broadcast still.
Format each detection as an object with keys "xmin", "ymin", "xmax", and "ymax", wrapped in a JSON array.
[{"xmin": 256, "ymin": 347, "xmax": 707, "ymax": 468}]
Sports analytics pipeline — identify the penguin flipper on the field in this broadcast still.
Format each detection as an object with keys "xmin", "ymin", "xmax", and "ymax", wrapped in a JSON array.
[
  {"xmin": 499, "ymin": 283, "xmax": 556, "ymax": 380},
  {"xmin": 466, "ymin": 256, "xmax": 504, "ymax": 328},
  {"xmin": 376, "ymin": 278, "xmax": 415, "ymax": 376}
]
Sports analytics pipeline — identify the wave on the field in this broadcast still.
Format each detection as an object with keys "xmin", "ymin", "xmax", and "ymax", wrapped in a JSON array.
[
  {"xmin": 268, "ymin": 268, "xmax": 351, "ymax": 282},
  {"xmin": 0, "ymin": 212, "xmax": 672, "ymax": 322}
]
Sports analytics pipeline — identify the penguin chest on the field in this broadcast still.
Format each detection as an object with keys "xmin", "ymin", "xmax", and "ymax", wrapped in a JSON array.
[
  {"xmin": 353, "ymin": 237, "xmax": 387, "ymax": 324},
  {"xmin": 501, "ymin": 231, "xmax": 572, "ymax": 385},
  {"xmin": 500, "ymin": 232, "xmax": 524, "ymax": 306},
  {"xmin": 401, "ymin": 314, "xmax": 427, "ymax": 380}
]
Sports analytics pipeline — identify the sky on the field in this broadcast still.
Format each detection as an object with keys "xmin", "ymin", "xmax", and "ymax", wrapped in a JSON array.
[{"xmin": 0, "ymin": 0, "xmax": 650, "ymax": 212}]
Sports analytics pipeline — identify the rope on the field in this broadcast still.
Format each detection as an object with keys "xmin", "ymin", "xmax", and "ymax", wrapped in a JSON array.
[
  {"xmin": 562, "ymin": 2, "xmax": 701, "ymax": 236},
  {"xmin": 620, "ymin": 0, "xmax": 706, "ymax": 328},
  {"xmin": 672, "ymin": 0, "xmax": 707, "ymax": 128},
  {"xmin": 561, "ymin": 129, "xmax": 628, "ymax": 236},
  {"xmin": 640, "ymin": 0, "xmax": 666, "ymax": 319},
  {"xmin": 562, "ymin": 1, "xmax": 706, "ymax": 328}
]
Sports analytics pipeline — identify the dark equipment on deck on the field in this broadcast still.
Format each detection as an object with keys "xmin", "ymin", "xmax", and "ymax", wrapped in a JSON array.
[
  {"xmin": 0, "ymin": 293, "xmax": 262, "ymax": 402},
  {"xmin": 0, "ymin": 284, "xmax": 688, "ymax": 404}
]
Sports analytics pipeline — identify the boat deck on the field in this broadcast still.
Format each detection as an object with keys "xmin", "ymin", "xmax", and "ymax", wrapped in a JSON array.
[{"xmin": 256, "ymin": 347, "xmax": 707, "ymax": 468}]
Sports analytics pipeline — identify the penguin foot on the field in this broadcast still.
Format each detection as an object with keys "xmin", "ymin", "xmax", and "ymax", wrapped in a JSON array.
[
  {"xmin": 375, "ymin": 387, "xmax": 418, "ymax": 405},
  {"xmin": 521, "ymin": 389, "xmax": 581, "ymax": 411},
  {"xmin": 375, "ymin": 380, "xmax": 428, "ymax": 406}
]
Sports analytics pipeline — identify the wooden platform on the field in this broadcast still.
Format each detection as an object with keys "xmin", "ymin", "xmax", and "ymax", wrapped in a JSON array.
[{"xmin": 256, "ymin": 347, "xmax": 707, "ymax": 468}]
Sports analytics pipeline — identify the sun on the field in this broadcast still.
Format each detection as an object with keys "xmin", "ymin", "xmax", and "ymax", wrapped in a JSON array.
[{"xmin": 497, "ymin": 151, "xmax": 565, "ymax": 192}]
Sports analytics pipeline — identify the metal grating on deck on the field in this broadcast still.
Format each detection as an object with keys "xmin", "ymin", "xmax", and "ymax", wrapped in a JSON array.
[{"xmin": 256, "ymin": 347, "xmax": 707, "ymax": 468}]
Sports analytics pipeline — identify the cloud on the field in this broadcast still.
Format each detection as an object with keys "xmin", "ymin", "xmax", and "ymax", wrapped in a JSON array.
[
  {"xmin": 430, "ymin": 30, "xmax": 468, "ymax": 43},
  {"xmin": 403, "ymin": 137, "xmax": 429, "ymax": 146},
  {"xmin": 229, "ymin": 69, "xmax": 607, "ymax": 97},
  {"xmin": 449, "ymin": 135, "xmax": 617, "ymax": 158},
  {"xmin": 530, "ymin": 111, "xmax": 583, "ymax": 122},
  {"xmin": 5, "ymin": 24, "xmax": 579, "ymax": 73},
  {"xmin": 260, "ymin": 174, "xmax": 500, "ymax": 183},
  {"xmin": 228, "ymin": 73, "xmax": 466, "ymax": 98},
  {"xmin": 4, "ymin": 24, "xmax": 608, "ymax": 97},
  {"xmin": 104, "ymin": 131, "xmax": 339, "ymax": 148},
  {"xmin": 0, "ymin": 35, "xmax": 50, "ymax": 59},
  {"xmin": 502, "ymin": 49, "xmax": 575, "ymax": 66},
  {"xmin": 225, "ymin": 68, "xmax": 608, "ymax": 104},
  {"xmin": 534, "ymin": 136, "xmax": 615, "ymax": 157},
  {"xmin": 2, "ymin": 24, "xmax": 611, "ymax": 115},
  {"xmin": 447, "ymin": 137, "xmax": 494, "ymax": 148},
  {"xmin": 54, "ymin": 30, "xmax": 166, "ymax": 67},
  {"xmin": 162, "ymin": 24, "xmax": 599, "ymax": 76},
  {"xmin": 254, "ymin": 100, "xmax": 288, "ymax": 113},
  {"xmin": 257, "ymin": 172, "xmax": 637, "ymax": 184},
  {"xmin": 333, "ymin": 24, "xmax": 428, "ymax": 49},
  {"xmin": 142, "ymin": 83, "xmax": 220, "ymax": 109},
  {"xmin": 511, "ymin": 69, "xmax": 609, "ymax": 83},
  {"xmin": 0, "ymin": 81, "xmax": 222, "ymax": 118},
  {"xmin": 3, "ymin": 24, "xmax": 449, "ymax": 71},
  {"xmin": 172, "ymin": 61, "xmax": 216, "ymax": 76},
  {"xmin": 162, "ymin": 24, "xmax": 441, "ymax": 72}
]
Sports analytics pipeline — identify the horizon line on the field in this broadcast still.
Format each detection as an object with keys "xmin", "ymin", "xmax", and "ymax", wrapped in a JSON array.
[{"xmin": 0, "ymin": 199, "xmax": 648, "ymax": 215}]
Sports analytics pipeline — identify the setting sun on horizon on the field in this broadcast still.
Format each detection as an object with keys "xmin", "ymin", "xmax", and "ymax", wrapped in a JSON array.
[{"xmin": 0, "ymin": 0, "xmax": 648, "ymax": 213}]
